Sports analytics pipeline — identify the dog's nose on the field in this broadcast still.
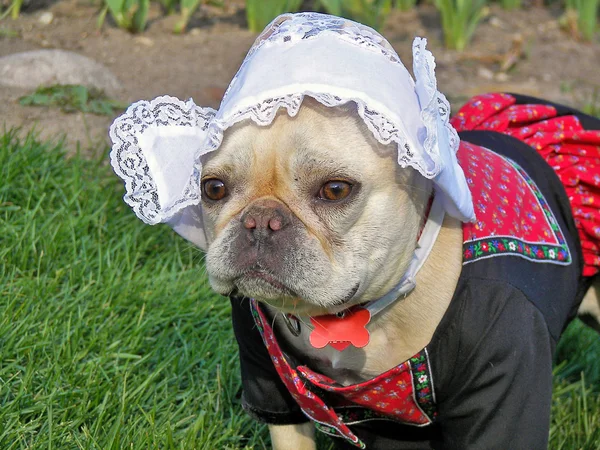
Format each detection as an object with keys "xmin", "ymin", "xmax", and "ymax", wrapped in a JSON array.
[{"xmin": 241, "ymin": 200, "xmax": 290, "ymax": 241}]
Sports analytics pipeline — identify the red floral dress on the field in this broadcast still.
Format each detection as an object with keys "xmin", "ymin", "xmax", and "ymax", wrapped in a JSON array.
[
  {"xmin": 452, "ymin": 92, "xmax": 600, "ymax": 276},
  {"xmin": 458, "ymin": 140, "xmax": 571, "ymax": 266}
]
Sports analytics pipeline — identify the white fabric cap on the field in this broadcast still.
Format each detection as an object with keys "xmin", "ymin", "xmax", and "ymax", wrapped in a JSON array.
[{"xmin": 109, "ymin": 12, "xmax": 475, "ymax": 248}]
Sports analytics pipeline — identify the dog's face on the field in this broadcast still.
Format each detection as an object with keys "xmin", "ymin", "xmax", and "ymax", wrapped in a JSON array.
[{"xmin": 201, "ymin": 100, "xmax": 430, "ymax": 315}]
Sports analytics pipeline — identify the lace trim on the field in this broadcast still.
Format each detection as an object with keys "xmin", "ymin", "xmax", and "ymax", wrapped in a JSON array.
[
  {"xmin": 216, "ymin": 19, "xmax": 456, "ymax": 182},
  {"xmin": 109, "ymin": 91, "xmax": 444, "ymax": 224},
  {"xmin": 196, "ymin": 91, "xmax": 435, "ymax": 179},
  {"xmin": 255, "ymin": 12, "xmax": 402, "ymax": 64},
  {"xmin": 412, "ymin": 37, "xmax": 460, "ymax": 160},
  {"xmin": 109, "ymin": 96, "xmax": 215, "ymax": 224}
]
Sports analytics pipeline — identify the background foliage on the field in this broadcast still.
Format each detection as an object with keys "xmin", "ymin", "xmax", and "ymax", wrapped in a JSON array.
[{"xmin": 2, "ymin": 0, "xmax": 599, "ymax": 47}]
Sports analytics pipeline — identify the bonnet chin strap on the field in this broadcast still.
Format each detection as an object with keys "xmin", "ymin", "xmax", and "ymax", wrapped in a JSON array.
[{"xmin": 365, "ymin": 193, "xmax": 445, "ymax": 318}]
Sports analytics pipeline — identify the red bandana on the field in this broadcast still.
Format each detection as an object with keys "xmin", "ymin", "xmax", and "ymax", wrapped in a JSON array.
[{"xmin": 250, "ymin": 300, "xmax": 436, "ymax": 449}]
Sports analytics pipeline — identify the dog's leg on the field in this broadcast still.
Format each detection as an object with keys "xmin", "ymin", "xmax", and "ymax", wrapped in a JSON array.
[
  {"xmin": 578, "ymin": 278, "xmax": 600, "ymax": 333},
  {"xmin": 269, "ymin": 423, "xmax": 316, "ymax": 450}
]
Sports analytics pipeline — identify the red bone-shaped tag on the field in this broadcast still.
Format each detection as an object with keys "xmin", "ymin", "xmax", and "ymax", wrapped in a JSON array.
[{"xmin": 309, "ymin": 308, "xmax": 371, "ymax": 351}]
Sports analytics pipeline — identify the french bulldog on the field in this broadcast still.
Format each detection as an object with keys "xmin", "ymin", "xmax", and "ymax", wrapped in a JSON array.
[
  {"xmin": 109, "ymin": 13, "xmax": 600, "ymax": 449},
  {"xmin": 198, "ymin": 97, "xmax": 600, "ymax": 449}
]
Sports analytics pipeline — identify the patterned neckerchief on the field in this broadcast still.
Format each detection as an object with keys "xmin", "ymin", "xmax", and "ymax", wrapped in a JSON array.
[{"xmin": 250, "ymin": 300, "xmax": 436, "ymax": 449}]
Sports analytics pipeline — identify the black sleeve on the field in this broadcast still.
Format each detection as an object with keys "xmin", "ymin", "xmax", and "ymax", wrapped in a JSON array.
[
  {"xmin": 230, "ymin": 297, "xmax": 309, "ymax": 425},
  {"xmin": 435, "ymin": 282, "xmax": 554, "ymax": 450}
]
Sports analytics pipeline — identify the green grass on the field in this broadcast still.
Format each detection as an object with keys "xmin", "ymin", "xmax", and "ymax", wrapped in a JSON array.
[
  {"xmin": 0, "ymin": 130, "xmax": 599, "ymax": 448},
  {"xmin": 550, "ymin": 375, "xmax": 600, "ymax": 449},
  {"xmin": 551, "ymin": 320, "xmax": 600, "ymax": 448},
  {"xmin": 0, "ymin": 131, "xmax": 267, "ymax": 449}
]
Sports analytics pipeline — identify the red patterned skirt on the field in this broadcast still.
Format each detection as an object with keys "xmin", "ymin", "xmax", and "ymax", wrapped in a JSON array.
[{"xmin": 451, "ymin": 93, "xmax": 600, "ymax": 277}]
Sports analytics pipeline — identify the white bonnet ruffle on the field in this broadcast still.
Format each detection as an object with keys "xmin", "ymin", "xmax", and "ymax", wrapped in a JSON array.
[{"xmin": 109, "ymin": 12, "xmax": 474, "ymax": 249}]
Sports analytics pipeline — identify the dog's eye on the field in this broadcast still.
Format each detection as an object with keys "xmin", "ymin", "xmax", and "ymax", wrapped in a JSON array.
[
  {"xmin": 202, "ymin": 178, "xmax": 227, "ymax": 201},
  {"xmin": 318, "ymin": 180, "xmax": 353, "ymax": 201}
]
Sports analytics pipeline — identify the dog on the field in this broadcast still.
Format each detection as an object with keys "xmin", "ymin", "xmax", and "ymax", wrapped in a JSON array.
[
  {"xmin": 110, "ymin": 12, "xmax": 600, "ymax": 449},
  {"xmin": 201, "ymin": 95, "xmax": 600, "ymax": 450},
  {"xmin": 205, "ymin": 99, "xmax": 462, "ymax": 448}
]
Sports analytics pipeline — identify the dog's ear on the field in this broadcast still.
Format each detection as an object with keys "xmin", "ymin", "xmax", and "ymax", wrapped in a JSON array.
[{"xmin": 109, "ymin": 96, "xmax": 214, "ymax": 251}]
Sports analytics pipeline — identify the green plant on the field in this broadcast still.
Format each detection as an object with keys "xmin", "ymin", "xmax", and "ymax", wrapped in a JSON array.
[
  {"xmin": 174, "ymin": 0, "xmax": 224, "ymax": 34},
  {"xmin": 318, "ymin": 0, "xmax": 393, "ymax": 30},
  {"xmin": 173, "ymin": 0, "xmax": 225, "ymax": 34},
  {"xmin": 19, "ymin": 85, "xmax": 126, "ymax": 116},
  {"xmin": 98, "ymin": 0, "xmax": 150, "ymax": 33},
  {"xmin": 394, "ymin": 0, "xmax": 417, "ymax": 11},
  {"xmin": 173, "ymin": 0, "xmax": 202, "ymax": 33},
  {"xmin": 158, "ymin": 0, "xmax": 178, "ymax": 14},
  {"xmin": 564, "ymin": 0, "xmax": 600, "ymax": 41},
  {"xmin": 434, "ymin": 0, "xmax": 489, "ymax": 51},
  {"xmin": 500, "ymin": 0, "xmax": 520, "ymax": 9},
  {"xmin": 0, "ymin": 0, "xmax": 22, "ymax": 19},
  {"xmin": 245, "ymin": 0, "xmax": 302, "ymax": 32}
]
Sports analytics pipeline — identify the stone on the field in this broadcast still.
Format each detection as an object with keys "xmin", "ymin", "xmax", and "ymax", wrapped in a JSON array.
[
  {"xmin": 38, "ymin": 11, "xmax": 53, "ymax": 25},
  {"xmin": 477, "ymin": 67, "xmax": 494, "ymax": 80},
  {"xmin": 489, "ymin": 16, "xmax": 504, "ymax": 29},
  {"xmin": 0, "ymin": 50, "xmax": 121, "ymax": 95},
  {"xmin": 133, "ymin": 36, "xmax": 154, "ymax": 47}
]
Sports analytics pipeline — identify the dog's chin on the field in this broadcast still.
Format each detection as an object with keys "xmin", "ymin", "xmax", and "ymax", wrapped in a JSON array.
[
  {"xmin": 235, "ymin": 271, "xmax": 298, "ymax": 299},
  {"xmin": 209, "ymin": 271, "xmax": 361, "ymax": 316},
  {"xmin": 209, "ymin": 271, "xmax": 297, "ymax": 302}
]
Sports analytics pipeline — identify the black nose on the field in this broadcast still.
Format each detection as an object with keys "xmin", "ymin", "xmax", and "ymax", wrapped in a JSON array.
[{"xmin": 240, "ymin": 200, "xmax": 291, "ymax": 242}]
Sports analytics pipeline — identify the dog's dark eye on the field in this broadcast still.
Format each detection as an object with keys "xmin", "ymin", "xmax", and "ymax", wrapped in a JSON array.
[
  {"xmin": 202, "ymin": 178, "xmax": 227, "ymax": 201},
  {"xmin": 318, "ymin": 180, "xmax": 353, "ymax": 201}
]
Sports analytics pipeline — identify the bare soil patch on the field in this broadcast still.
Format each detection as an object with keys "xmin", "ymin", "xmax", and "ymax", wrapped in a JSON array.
[{"xmin": 1, "ymin": 0, "xmax": 599, "ymax": 153}]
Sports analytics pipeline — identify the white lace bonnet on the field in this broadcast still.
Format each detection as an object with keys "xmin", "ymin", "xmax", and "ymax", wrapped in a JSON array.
[{"xmin": 109, "ymin": 12, "xmax": 475, "ymax": 249}]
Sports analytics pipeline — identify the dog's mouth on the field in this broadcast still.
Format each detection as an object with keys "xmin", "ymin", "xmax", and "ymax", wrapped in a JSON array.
[
  {"xmin": 244, "ymin": 270, "xmax": 291, "ymax": 292},
  {"xmin": 234, "ymin": 269, "xmax": 361, "ymax": 314},
  {"xmin": 234, "ymin": 269, "xmax": 297, "ymax": 298}
]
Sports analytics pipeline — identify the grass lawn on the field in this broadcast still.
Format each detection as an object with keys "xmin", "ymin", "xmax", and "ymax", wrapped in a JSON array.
[{"xmin": 0, "ymin": 130, "xmax": 599, "ymax": 449}]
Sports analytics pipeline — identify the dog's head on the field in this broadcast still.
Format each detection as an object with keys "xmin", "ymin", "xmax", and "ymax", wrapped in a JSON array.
[
  {"xmin": 109, "ymin": 15, "xmax": 473, "ymax": 318},
  {"xmin": 201, "ymin": 99, "xmax": 431, "ymax": 315}
]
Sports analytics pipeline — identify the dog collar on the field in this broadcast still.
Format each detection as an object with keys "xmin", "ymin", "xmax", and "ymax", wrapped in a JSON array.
[{"xmin": 283, "ymin": 194, "xmax": 445, "ymax": 351}]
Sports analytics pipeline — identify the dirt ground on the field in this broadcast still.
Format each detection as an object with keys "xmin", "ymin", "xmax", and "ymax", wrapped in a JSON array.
[{"xmin": 1, "ymin": 0, "xmax": 600, "ymax": 154}]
